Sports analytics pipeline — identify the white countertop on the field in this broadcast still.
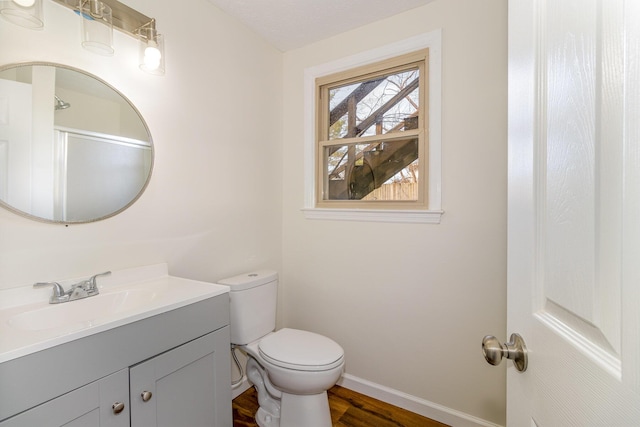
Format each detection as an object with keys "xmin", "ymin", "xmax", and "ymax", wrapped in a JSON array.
[{"xmin": 0, "ymin": 264, "xmax": 228, "ymax": 363}]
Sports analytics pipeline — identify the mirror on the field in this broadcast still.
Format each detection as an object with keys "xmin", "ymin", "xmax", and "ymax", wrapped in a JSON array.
[{"xmin": 0, "ymin": 62, "xmax": 153, "ymax": 224}]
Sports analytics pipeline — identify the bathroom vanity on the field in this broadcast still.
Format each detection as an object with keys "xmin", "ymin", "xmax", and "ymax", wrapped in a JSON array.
[{"xmin": 0, "ymin": 264, "xmax": 232, "ymax": 426}]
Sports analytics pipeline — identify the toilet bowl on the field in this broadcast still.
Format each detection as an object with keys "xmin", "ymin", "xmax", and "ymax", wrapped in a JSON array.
[
  {"xmin": 248, "ymin": 328, "xmax": 344, "ymax": 394},
  {"xmin": 242, "ymin": 329, "xmax": 344, "ymax": 427},
  {"xmin": 218, "ymin": 271, "xmax": 344, "ymax": 427}
]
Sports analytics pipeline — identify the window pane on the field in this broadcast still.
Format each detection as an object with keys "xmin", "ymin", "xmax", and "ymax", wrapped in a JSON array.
[
  {"xmin": 323, "ymin": 137, "xmax": 419, "ymax": 201},
  {"xmin": 327, "ymin": 68, "xmax": 419, "ymax": 140}
]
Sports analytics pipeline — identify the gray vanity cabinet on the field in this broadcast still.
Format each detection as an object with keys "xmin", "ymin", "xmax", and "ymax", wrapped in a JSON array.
[
  {"xmin": 0, "ymin": 295, "xmax": 232, "ymax": 427},
  {"xmin": 0, "ymin": 330, "xmax": 229, "ymax": 427},
  {"xmin": 0, "ymin": 369, "xmax": 130, "ymax": 427},
  {"xmin": 130, "ymin": 330, "xmax": 229, "ymax": 426}
]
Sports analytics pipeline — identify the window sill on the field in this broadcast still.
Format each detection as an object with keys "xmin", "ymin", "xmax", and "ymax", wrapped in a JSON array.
[{"xmin": 301, "ymin": 208, "xmax": 443, "ymax": 224}]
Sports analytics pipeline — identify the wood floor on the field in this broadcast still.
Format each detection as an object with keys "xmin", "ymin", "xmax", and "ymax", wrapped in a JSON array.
[{"xmin": 233, "ymin": 385, "xmax": 449, "ymax": 427}]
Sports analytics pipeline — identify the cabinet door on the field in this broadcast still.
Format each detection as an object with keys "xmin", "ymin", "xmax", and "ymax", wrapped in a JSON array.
[
  {"xmin": 0, "ymin": 369, "xmax": 129, "ymax": 427},
  {"xmin": 129, "ymin": 328, "xmax": 231, "ymax": 427}
]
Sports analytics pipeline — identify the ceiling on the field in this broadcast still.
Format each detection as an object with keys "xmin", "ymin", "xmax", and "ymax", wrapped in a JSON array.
[{"xmin": 205, "ymin": 0, "xmax": 435, "ymax": 52}]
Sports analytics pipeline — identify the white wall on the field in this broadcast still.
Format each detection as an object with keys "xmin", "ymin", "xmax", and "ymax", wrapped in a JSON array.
[
  {"xmin": 0, "ymin": 0, "xmax": 283, "ymax": 288},
  {"xmin": 281, "ymin": 0, "xmax": 507, "ymax": 425},
  {"xmin": 1, "ymin": 0, "xmax": 508, "ymax": 424}
]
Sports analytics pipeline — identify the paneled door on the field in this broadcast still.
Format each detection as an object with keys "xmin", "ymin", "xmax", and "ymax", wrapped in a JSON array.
[
  {"xmin": 507, "ymin": 0, "xmax": 640, "ymax": 425},
  {"xmin": 0, "ymin": 79, "xmax": 32, "ymax": 208}
]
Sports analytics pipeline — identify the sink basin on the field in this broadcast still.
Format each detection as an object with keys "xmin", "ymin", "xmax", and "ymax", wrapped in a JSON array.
[
  {"xmin": 0, "ymin": 263, "xmax": 229, "ymax": 364},
  {"xmin": 7, "ymin": 289, "xmax": 157, "ymax": 332}
]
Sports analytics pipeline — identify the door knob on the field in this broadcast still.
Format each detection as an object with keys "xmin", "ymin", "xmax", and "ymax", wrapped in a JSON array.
[
  {"xmin": 141, "ymin": 390, "xmax": 153, "ymax": 402},
  {"xmin": 482, "ymin": 333, "xmax": 528, "ymax": 372}
]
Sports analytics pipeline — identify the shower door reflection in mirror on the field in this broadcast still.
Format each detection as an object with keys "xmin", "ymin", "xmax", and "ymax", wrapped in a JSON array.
[{"xmin": 54, "ymin": 129, "xmax": 151, "ymax": 222}]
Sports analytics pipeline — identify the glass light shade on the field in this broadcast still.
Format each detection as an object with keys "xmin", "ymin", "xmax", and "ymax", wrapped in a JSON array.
[
  {"xmin": 0, "ymin": 0, "xmax": 44, "ymax": 29},
  {"xmin": 80, "ymin": 0, "xmax": 114, "ymax": 56},
  {"xmin": 13, "ymin": 0, "xmax": 35, "ymax": 6},
  {"xmin": 139, "ymin": 32, "xmax": 165, "ymax": 75}
]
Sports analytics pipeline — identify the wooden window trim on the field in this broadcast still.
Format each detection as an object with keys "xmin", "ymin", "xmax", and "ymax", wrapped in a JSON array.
[
  {"xmin": 301, "ymin": 31, "xmax": 443, "ymax": 224},
  {"xmin": 315, "ymin": 50, "xmax": 429, "ymax": 210}
]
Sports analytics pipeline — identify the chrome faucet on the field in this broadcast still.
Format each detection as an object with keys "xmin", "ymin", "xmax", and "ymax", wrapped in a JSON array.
[
  {"xmin": 33, "ymin": 271, "xmax": 111, "ymax": 304},
  {"xmin": 32, "ymin": 281, "xmax": 69, "ymax": 304}
]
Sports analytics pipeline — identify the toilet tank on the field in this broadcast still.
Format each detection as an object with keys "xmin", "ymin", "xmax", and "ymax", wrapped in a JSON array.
[{"xmin": 218, "ymin": 270, "xmax": 278, "ymax": 345}]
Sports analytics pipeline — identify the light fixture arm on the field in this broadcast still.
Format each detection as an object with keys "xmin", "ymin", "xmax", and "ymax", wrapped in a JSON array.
[
  {"xmin": 51, "ymin": 0, "xmax": 157, "ymax": 40},
  {"xmin": 79, "ymin": 0, "xmax": 103, "ymax": 19},
  {"xmin": 135, "ymin": 18, "xmax": 158, "ymax": 43}
]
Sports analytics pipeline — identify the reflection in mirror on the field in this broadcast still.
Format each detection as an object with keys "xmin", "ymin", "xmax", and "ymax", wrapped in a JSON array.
[{"xmin": 0, "ymin": 63, "xmax": 153, "ymax": 223}]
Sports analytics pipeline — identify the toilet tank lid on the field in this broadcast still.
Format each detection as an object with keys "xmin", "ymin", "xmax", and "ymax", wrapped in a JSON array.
[{"xmin": 217, "ymin": 270, "xmax": 278, "ymax": 291}]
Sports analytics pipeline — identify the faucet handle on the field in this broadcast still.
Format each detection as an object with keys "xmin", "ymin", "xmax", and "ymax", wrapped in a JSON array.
[
  {"xmin": 33, "ymin": 282, "xmax": 69, "ymax": 304},
  {"xmin": 87, "ymin": 271, "xmax": 111, "ymax": 290}
]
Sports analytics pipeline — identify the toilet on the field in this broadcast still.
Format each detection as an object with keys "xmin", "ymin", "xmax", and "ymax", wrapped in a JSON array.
[{"xmin": 219, "ymin": 271, "xmax": 345, "ymax": 427}]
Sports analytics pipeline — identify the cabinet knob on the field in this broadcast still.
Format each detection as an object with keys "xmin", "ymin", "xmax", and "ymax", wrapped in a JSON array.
[
  {"xmin": 112, "ymin": 402, "xmax": 125, "ymax": 414},
  {"xmin": 141, "ymin": 390, "xmax": 153, "ymax": 402}
]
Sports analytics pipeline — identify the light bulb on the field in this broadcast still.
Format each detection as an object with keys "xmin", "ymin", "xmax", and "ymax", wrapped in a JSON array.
[
  {"xmin": 12, "ymin": 0, "xmax": 35, "ymax": 7},
  {"xmin": 144, "ymin": 44, "xmax": 161, "ymax": 70}
]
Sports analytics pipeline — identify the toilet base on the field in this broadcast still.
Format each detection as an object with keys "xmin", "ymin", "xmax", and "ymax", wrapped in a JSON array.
[
  {"xmin": 246, "ymin": 355, "xmax": 333, "ymax": 427},
  {"xmin": 280, "ymin": 391, "xmax": 332, "ymax": 427},
  {"xmin": 256, "ymin": 406, "xmax": 280, "ymax": 427},
  {"xmin": 254, "ymin": 391, "xmax": 331, "ymax": 427}
]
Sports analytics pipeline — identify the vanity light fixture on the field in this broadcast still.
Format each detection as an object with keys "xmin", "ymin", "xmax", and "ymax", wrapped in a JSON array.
[
  {"xmin": 78, "ymin": 0, "xmax": 114, "ymax": 56},
  {"xmin": 136, "ymin": 18, "xmax": 164, "ymax": 75},
  {"xmin": 0, "ymin": 0, "xmax": 44, "ymax": 29},
  {"xmin": 27, "ymin": 0, "xmax": 166, "ymax": 75}
]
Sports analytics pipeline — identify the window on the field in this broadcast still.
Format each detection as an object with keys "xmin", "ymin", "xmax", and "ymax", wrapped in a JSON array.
[
  {"xmin": 302, "ymin": 32, "xmax": 442, "ymax": 223},
  {"xmin": 316, "ymin": 50, "xmax": 427, "ymax": 209}
]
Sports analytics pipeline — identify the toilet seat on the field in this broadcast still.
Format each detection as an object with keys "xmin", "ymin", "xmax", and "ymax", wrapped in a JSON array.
[{"xmin": 258, "ymin": 328, "xmax": 344, "ymax": 372}]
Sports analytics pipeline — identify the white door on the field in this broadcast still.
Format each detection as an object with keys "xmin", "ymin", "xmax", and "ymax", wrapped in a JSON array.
[
  {"xmin": 0, "ymin": 79, "xmax": 32, "ymax": 210},
  {"xmin": 505, "ymin": 0, "xmax": 640, "ymax": 425}
]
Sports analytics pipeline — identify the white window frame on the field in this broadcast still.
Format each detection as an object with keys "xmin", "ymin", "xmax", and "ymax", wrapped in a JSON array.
[{"xmin": 302, "ymin": 31, "xmax": 443, "ymax": 224}]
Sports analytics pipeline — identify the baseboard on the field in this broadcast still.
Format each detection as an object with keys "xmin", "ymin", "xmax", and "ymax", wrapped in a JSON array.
[
  {"xmin": 337, "ymin": 374, "xmax": 503, "ymax": 427},
  {"xmin": 232, "ymin": 372, "xmax": 502, "ymax": 427},
  {"xmin": 231, "ymin": 377, "xmax": 252, "ymax": 399}
]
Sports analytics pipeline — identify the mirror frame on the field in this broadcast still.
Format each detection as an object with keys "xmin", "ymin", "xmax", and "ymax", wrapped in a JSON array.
[{"xmin": 0, "ymin": 61, "xmax": 154, "ymax": 225}]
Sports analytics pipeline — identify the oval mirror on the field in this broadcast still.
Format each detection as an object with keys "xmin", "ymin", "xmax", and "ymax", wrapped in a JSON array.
[{"xmin": 0, "ymin": 62, "xmax": 153, "ymax": 224}]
